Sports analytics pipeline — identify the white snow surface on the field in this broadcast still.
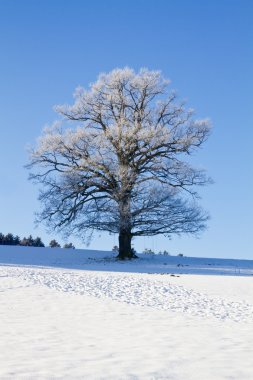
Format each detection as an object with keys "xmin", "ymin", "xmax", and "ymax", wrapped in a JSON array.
[{"xmin": 0, "ymin": 246, "xmax": 253, "ymax": 379}]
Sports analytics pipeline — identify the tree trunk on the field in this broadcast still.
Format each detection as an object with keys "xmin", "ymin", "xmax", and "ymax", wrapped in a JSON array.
[
  {"xmin": 116, "ymin": 193, "xmax": 137, "ymax": 260},
  {"xmin": 117, "ymin": 229, "xmax": 133, "ymax": 260}
]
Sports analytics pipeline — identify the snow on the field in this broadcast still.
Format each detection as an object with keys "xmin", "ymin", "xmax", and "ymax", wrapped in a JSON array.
[{"xmin": 1, "ymin": 246, "xmax": 253, "ymax": 379}]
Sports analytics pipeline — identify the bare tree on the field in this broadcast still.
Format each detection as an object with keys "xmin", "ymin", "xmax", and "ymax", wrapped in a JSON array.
[{"xmin": 28, "ymin": 68, "xmax": 211, "ymax": 259}]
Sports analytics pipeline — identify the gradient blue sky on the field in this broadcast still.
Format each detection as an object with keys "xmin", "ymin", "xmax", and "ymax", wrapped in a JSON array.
[{"xmin": 0, "ymin": 0, "xmax": 252, "ymax": 258}]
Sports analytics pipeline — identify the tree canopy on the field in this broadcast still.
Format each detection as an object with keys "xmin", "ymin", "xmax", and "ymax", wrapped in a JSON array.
[{"xmin": 28, "ymin": 68, "xmax": 211, "ymax": 259}]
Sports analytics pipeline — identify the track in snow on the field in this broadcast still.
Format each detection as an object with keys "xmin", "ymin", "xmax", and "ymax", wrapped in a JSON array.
[{"xmin": 1, "ymin": 266, "xmax": 253, "ymax": 323}]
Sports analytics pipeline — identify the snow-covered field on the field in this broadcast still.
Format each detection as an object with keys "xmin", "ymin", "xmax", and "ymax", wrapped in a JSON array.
[{"xmin": 0, "ymin": 246, "xmax": 253, "ymax": 379}]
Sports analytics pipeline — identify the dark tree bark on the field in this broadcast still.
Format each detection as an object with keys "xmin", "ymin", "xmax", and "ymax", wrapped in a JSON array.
[
  {"xmin": 117, "ymin": 229, "xmax": 133, "ymax": 259},
  {"xmin": 116, "ymin": 194, "xmax": 137, "ymax": 259}
]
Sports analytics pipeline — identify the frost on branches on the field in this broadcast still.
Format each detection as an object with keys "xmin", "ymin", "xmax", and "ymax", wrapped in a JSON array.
[{"xmin": 28, "ymin": 68, "xmax": 211, "ymax": 259}]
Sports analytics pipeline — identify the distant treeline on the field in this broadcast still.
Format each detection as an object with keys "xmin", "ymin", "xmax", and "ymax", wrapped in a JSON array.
[
  {"xmin": 0, "ymin": 233, "xmax": 45, "ymax": 247},
  {"xmin": 0, "ymin": 233, "xmax": 75, "ymax": 249}
]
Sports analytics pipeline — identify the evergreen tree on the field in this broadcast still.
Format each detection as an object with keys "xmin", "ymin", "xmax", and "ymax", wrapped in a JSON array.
[
  {"xmin": 4, "ymin": 233, "xmax": 15, "ymax": 245},
  {"xmin": 33, "ymin": 237, "xmax": 45, "ymax": 247},
  {"xmin": 27, "ymin": 235, "xmax": 34, "ymax": 246},
  {"xmin": 49, "ymin": 239, "xmax": 61, "ymax": 248},
  {"xmin": 13, "ymin": 235, "xmax": 21, "ymax": 245},
  {"xmin": 63, "ymin": 242, "xmax": 75, "ymax": 249},
  {"xmin": 0, "ymin": 233, "xmax": 4, "ymax": 245}
]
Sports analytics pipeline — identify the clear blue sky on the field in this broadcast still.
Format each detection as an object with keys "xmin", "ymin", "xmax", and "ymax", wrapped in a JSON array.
[{"xmin": 0, "ymin": 0, "xmax": 252, "ymax": 258}]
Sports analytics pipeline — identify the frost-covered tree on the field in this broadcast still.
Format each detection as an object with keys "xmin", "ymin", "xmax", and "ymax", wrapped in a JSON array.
[{"xmin": 28, "ymin": 68, "xmax": 211, "ymax": 260}]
